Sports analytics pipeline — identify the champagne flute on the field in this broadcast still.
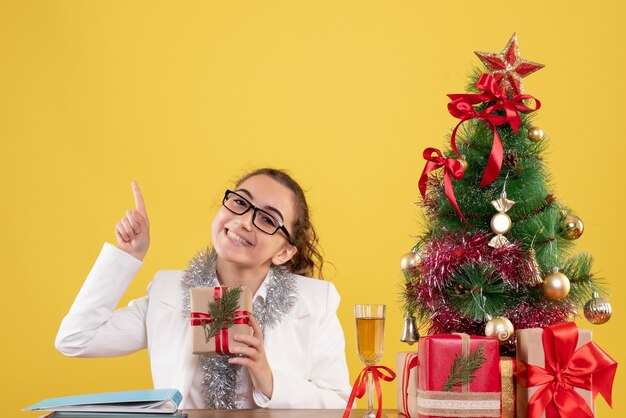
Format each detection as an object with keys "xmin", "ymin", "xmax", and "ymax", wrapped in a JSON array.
[{"xmin": 354, "ymin": 304, "xmax": 386, "ymax": 418}]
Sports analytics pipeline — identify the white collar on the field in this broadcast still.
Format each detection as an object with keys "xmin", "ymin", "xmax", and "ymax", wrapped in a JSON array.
[{"xmin": 252, "ymin": 273, "xmax": 270, "ymax": 304}]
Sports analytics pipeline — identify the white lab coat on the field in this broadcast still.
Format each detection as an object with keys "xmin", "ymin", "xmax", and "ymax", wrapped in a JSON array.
[{"xmin": 55, "ymin": 243, "xmax": 352, "ymax": 409}]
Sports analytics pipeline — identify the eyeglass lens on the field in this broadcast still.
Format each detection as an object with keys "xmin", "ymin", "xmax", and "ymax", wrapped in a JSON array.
[{"xmin": 224, "ymin": 192, "xmax": 281, "ymax": 235}]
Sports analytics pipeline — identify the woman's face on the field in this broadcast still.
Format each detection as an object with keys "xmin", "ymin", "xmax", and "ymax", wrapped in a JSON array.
[{"xmin": 211, "ymin": 174, "xmax": 297, "ymax": 270}]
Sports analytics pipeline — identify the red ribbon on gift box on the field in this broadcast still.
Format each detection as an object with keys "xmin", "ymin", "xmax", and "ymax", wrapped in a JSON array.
[
  {"xmin": 401, "ymin": 354, "xmax": 419, "ymax": 418},
  {"xmin": 190, "ymin": 287, "xmax": 250, "ymax": 355},
  {"xmin": 343, "ymin": 365, "xmax": 396, "ymax": 418},
  {"xmin": 447, "ymin": 73, "xmax": 540, "ymax": 187},
  {"xmin": 517, "ymin": 322, "xmax": 617, "ymax": 418}
]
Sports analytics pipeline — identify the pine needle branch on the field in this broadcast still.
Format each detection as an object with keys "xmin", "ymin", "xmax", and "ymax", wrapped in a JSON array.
[
  {"xmin": 443, "ymin": 344, "xmax": 486, "ymax": 392},
  {"xmin": 202, "ymin": 286, "xmax": 244, "ymax": 343}
]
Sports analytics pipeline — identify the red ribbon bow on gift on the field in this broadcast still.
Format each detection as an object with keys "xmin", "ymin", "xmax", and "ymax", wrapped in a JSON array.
[
  {"xmin": 343, "ymin": 365, "xmax": 396, "ymax": 418},
  {"xmin": 419, "ymin": 147, "xmax": 467, "ymax": 224},
  {"xmin": 518, "ymin": 322, "xmax": 617, "ymax": 418},
  {"xmin": 447, "ymin": 73, "xmax": 541, "ymax": 187},
  {"xmin": 190, "ymin": 287, "xmax": 250, "ymax": 355}
]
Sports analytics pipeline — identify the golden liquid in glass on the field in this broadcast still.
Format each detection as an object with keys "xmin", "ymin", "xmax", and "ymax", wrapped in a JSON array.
[{"xmin": 356, "ymin": 317, "xmax": 385, "ymax": 365}]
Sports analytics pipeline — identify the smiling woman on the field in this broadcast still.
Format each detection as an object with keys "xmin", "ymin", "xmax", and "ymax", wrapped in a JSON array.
[
  {"xmin": 54, "ymin": 168, "xmax": 351, "ymax": 409},
  {"xmin": 211, "ymin": 173, "xmax": 300, "ymax": 278}
]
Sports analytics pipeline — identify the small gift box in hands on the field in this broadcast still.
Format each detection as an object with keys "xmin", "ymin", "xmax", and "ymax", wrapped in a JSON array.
[{"xmin": 190, "ymin": 286, "xmax": 253, "ymax": 355}]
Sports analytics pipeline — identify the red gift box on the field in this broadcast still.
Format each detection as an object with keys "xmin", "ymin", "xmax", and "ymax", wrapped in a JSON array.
[{"xmin": 417, "ymin": 333, "xmax": 501, "ymax": 417}]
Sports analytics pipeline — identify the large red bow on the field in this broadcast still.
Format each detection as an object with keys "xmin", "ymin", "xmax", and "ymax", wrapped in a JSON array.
[
  {"xmin": 419, "ymin": 147, "xmax": 467, "ymax": 224},
  {"xmin": 342, "ymin": 365, "xmax": 396, "ymax": 418},
  {"xmin": 518, "ymin": 322, "xmax": 617, "ymax": 418},
  {"xmin": 447, "ymin": 73, "xmax": 540, "ymax": 187}
]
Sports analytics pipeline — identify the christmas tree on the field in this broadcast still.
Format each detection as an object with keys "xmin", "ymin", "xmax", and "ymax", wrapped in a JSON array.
[{"xmin": 401, "ymin": 34, "xmax": 612, "ymax": 355}]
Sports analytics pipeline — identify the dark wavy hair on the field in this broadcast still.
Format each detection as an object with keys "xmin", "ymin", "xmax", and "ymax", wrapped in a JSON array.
[{"xmin": 235, "ymin": 168, "xmax": 324, "ymax": 278}]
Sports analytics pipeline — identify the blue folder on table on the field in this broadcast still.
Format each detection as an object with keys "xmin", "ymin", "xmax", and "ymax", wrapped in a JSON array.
[{"xmin": 23, "ymin": 389, "xmax": 183, "ymax": 414}]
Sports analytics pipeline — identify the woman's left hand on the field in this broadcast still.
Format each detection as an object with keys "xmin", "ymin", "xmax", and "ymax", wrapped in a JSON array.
[{"xmin": 228, "ymin": 315, "xmax": 273, "ymax": 399}]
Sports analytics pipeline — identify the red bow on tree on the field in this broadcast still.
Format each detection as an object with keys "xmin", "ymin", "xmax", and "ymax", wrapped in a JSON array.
[
  {"xmin": 419, "ymin": 147, "xmax": 467, "ymax": 224},
  {"xmin": 518, "ymin": 322, "xmax": 617, "ymax": 418},
  {"xmin": 447, "ymin": 73, "xmax": 541, "ymax": 187}
]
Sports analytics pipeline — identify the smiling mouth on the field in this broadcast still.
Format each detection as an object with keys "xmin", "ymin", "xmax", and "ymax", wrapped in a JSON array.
[{"xmin": 225, "ymin": 229, "xmax": 253, "ymax": 247}]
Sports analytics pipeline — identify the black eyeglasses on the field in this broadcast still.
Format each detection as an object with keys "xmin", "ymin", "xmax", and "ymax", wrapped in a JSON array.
[{"xmin": 222, "ymin": 190, "xmax": 292, "ymax": 242}]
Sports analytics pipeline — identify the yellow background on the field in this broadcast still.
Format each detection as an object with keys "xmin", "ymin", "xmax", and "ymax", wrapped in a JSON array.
[{"xmin": 2, "ymin": 1, "xmax": 624, "ymax": 416}]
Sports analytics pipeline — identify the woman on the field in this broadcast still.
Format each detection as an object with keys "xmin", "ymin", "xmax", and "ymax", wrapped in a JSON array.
[{"xmin": 55, "ymin": 168, "xmax": 351, "ymax": 409}]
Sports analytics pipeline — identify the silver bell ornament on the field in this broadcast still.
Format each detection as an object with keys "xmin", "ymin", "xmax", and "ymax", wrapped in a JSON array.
[{"xmin": 400, "ymin": 315, "xmax": 420, "ymax": 345}]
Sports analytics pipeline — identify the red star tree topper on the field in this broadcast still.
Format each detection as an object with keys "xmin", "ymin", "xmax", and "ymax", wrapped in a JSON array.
[{"xmin": 474, "ymin": 33, "xmax": 544, "ymax": 96}]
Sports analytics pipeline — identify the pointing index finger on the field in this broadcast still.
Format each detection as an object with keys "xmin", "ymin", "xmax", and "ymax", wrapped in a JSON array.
[{"xmin": 131, "ymin": 180, "xmax": 148, "ymax": 217}]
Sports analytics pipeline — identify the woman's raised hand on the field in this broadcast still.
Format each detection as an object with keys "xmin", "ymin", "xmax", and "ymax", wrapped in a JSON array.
[{"xmin": 115, "ymin": 181, "xmax": 150, "ymax": 261}]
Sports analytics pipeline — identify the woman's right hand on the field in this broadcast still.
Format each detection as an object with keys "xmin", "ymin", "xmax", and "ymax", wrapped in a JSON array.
[{"xmin": 115, "ymin": 180, "xmax": 150, "ymax": 261}]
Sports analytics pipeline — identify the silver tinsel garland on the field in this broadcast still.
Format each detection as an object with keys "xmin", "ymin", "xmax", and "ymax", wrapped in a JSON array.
[{"xmin": 180, "ymin": 247, "xmax": 298, "ymax": 409}]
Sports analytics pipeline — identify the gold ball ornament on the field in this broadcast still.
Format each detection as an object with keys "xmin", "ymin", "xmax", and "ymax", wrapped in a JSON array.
[
  {"xmin": 584, "ymin": 291, "xmax": 612, "ymax": 325},
  {"xmin": 484, "ymin": 316, "xmax": 514, "ymax": 344},
  {"xmin": 457, "ymin": 158, "xmax": 469, "ymax": 172},
  {"xmin": 400, "ymin": 251, "xmax": 421, "ymax": 272},
  {"xmin": 542, "ymin": 271, "xmax": 571, "ymax": 300},
  {"xmin": 527, "ymin": 127, "xmax": 544, "ymax": 141},
  {"xmin": 562, "ymin": 214, "xmax": 584, "ymax": 240},
  {"xmin": 491, "ymin": 213, "xmax": 512, "ymax": 235}
]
